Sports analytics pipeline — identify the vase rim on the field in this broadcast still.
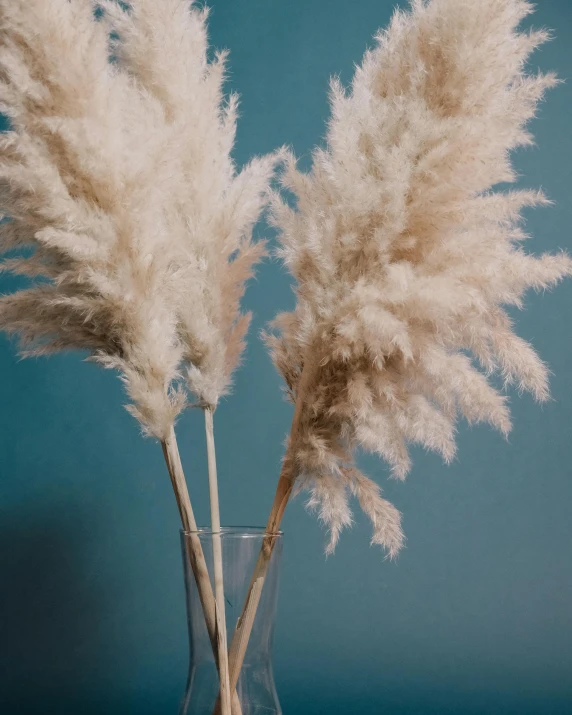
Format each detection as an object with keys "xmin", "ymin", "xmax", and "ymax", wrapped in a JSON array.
[{"xmin": 181, "ymin": 526, "xmax": 283, "ymax": 538}]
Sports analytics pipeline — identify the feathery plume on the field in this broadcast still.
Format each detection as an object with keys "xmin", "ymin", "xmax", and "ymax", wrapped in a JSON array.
[
  {"xmin": 97, "ymin": 0, "xmax": 275, "ymax": 410},
  {"xmin": 268, "ymin": 0, "xmax": 572, "ymax": 555},
  {"xmin": 0, "ymin": 0, "xmax": 183, "ymax": 439},
  {"xmin": 0, "ymin": 0, "xmax": 273, "ymax": 434}
]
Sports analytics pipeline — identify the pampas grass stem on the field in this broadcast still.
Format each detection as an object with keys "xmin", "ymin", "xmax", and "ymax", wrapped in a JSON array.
[
  {"xmin": 205, "ymin": 407, "xmax": 232, "ymax": 715},
  {"xmin": 161, "ymin": 427, "xmax": 197, "ymax": 533},
  {"xmin": 160, "ymin": 428, "xmax": 216, "ymax": 638},
  {"xmin": 214, "ymin": 357, "xmax": 318, "ymax": 710},
  {"xmin": 162, "ymin": 426, "xmax": 241, "ymax": 715}
]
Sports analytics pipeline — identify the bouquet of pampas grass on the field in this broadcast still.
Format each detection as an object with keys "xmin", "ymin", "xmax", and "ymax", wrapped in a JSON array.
[
  {"xmin": 0, "ymin": 0, "xmax": 570, "ymax": 713},
  {"xmin": 0, "ymin": 1, "xmax": 277, "ymax": 712},
  {"xmin": 217, "ymin": 0, "xmax": 572, "ymax": 697}
]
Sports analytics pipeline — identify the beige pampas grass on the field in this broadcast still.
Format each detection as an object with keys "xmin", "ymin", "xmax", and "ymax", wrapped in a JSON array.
[
  {"xmin": 97, "ymin": 0, "xmax": 275, "ymax": 412},
  {"xmin": 0, "ymin": 3, "xmax": 274, "ymax": 713},
  {"xmin": 218, "ymin": 0, "xmax": 572, "ymax": 697},
  {"xmin": 0, "ymin": 0, "xmax": 186, "ymax": 441},
  {"xmin": 0, "ymin": 0, "xmax": 273, "ymax": 434},
  {"xmin": 1, "ymin": 0, "xmax": 570, "ymax": 709},
  {"xmin": 266, "ymin": 0, "xmax": 572, "ymax": 557}
]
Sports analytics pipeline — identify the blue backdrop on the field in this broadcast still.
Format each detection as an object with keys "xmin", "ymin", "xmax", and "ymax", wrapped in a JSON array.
[{"xmin": 1, "ymin": 1, "xmax": 571, "ymax": 713}]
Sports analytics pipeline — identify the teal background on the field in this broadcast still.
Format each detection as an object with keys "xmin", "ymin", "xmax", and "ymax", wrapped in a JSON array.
[{"xmin": 1, "ymin": 1, "xmax": 571, "ymax": 713}]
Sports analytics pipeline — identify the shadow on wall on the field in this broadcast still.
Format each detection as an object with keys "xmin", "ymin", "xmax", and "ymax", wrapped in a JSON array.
[{"xmin": 0, "ymin": 509, "xmax": 105, "ymax": 715}]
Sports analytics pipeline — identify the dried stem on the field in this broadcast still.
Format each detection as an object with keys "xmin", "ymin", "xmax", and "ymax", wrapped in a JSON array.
[
  {"xmin": 205, "ymin": 407, "xmax": 232, "ymax": 715},
  {"xmin": 161, "ymin": 427, "xmax": 197, "ymax": 533},
  {"xmin": 161, "ymin": 426, "xmax": 242, "ymax": 715},
  {"xmin": 212, "ymin": 356, "xmax": 319, "ymax": 714},
  {"xmin": 225, "ymin": 463, "xmax": 292, "ymax": 693}
]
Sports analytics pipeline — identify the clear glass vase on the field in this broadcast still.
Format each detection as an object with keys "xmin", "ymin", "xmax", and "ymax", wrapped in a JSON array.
[{"xmin": 179, "ymin": 528, "xmax": 283, "ymax": 715}]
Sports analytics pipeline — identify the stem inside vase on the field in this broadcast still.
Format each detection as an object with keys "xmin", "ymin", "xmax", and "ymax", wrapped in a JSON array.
[{"xmin": 180, "ymin": 528, "xmax": 283, "ymax": 715}]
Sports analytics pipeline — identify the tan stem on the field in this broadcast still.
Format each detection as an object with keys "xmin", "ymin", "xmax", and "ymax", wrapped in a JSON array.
[
  {"xmin": 161, "ymin": 426, "xmax": 242, "ymax": 715},
  {"xmin": 205, "ymin": 407, "xmax": 232, "ymax": 715},
  {"xmin": 161, "ymin": 426, "xmax": 196, "ymax": 533},
  {"xmin": 212, "ymin": 356, "xmax": 319, "ymax": 715},
  {"xmin": 226, "ymin": 465, "xmax": 293, "ymax": 692}
]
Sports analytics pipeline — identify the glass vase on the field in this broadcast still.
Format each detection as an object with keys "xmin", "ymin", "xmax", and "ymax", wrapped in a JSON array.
[{"xmin": 179, "ymin": 528, "xmax": 283, "ymax": 715}]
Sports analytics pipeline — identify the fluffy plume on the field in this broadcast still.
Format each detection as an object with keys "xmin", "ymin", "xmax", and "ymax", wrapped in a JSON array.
[
  {"xmin": 268, "ymin": 0, "xmax": 572, "ymax": 555},
  {"xmin": 97, "ymin": 0, "xmax": 276, "ymax": 408},
  {"xmin": 0, "ymin": 0, "xmax": 273, "ymax": 438}
]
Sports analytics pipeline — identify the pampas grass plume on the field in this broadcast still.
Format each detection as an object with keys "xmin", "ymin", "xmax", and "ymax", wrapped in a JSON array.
[
  {"xmin": 269, "ymin": 0, "xmax": 572, "ymax": 556},
  {"xmin": 0, "ymin": 0, "xmax": 275, "ymax": 440}
]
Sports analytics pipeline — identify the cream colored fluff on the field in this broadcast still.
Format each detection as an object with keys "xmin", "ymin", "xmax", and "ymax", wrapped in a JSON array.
[
  {"xmin": 268, "ymin": 0, "xmax": 572, "ymax": 556},
  {"xmin": 0, "ymin": 0, "xmax": 274, "ymax": 439}
]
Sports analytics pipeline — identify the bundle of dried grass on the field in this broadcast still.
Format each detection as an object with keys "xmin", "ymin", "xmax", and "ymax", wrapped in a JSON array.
[
  {"xmin": 220, "ymin": 0, "xmax": 572, "ymax": 698},
  {"xmin": 0, "ymin": 2, "xmax": 274, "ymax": 713},
  {"xmin": 268, "ymin": 0, "xmax": 572, "ymax": 554},
  {"xmin": 1, "ymin": 0, "xmax": 570, "ymax": 710},
  {"xmin": 0, "ymin": 0, "xmax": 273, "ymax": 432}
]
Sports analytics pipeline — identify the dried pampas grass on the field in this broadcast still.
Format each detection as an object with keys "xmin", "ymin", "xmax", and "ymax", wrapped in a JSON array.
[
  {"xmin": 220, "ymin": 0, "xmax": 572, "ymax": 695},
  {"xmin": 0, "ymin": 0, "xmax": 570, "ymax": 710},
  {"xmin": 0, "ymin": 2, "xmax": 275, "ymax": 713},
  {"xmin": 0, "ymin": 0, "xmax": 273, "ymax": 436},
  {"xmin": 267, "ymin": 0, "xmax": 572, "ymax": 556},
  {"xmin": 97, "ymin": 0, "xmax": 276, "ymax": 411}
]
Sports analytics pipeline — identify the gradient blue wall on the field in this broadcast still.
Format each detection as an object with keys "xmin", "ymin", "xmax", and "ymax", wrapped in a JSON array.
[{"xmin": 1, "ymin": 2, "xmax": 571, "ymax": 713}]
